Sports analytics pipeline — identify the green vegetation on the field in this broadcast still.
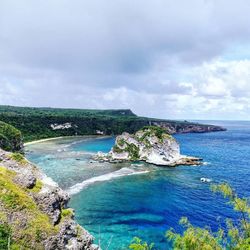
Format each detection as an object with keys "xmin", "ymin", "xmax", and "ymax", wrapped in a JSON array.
[
  {"xmin": 140, "ymin": 126, "xmax": 174, "ymax": 143},
  {"xmin": 141, "ymin": 126, "xmax": 167, "ymax": 141},
  {"xmin": 61, "ymin": 208, "xmax": 74, "ymax": 219},
  {"xmin": 129, "ymin": 183, "xmax": 250, "ymax": 250},
  {"xmin": 113, "ymin": 126, "xmax": 174, "ymax": 160},
  {"xmin": 113, "ymin": 144, "xmax": 124, "ymax": 154},
  {"xmin": 0, "ymin": 223, "xmax": 11, "ymax": 249},
  {"xmin": 0, "ymin": 166, "xmax": 35, "ymax": 210},
  {"xmin": 125, "ymin": 143, "xmax": 140, "ymax": 160},
  {"xmin": 0, "ymin": 121, "xmax": 22, "ymax": 152},
  {"xmin": 30, "ymin": 180, "xmax": 43, "ymax": 193},
  {"xmin": 129, "ymin": 237, "xmax": 154, "ymax": 250},
  {"xmin": 117, "ymin": 138, "xmax": 126, "ymax": 147},
  {"xmin": 113, "ymin": 140, "xmax": 140, "ymax": 160},
  {"xmin": 0, "ymin": 166, "xmax": 58, "ymax": 248},
  {"xmin": 0, "ymin": 105, "xmax": 219, "ymax": 142},
  {"xmin": 10, "ymin": 152, "xmax": 27, "ymax": 164}
]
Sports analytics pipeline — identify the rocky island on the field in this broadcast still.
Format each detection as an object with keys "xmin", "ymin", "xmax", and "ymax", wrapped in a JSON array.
[{"xmin": 95, "ymin": 126, "xmax": 202, "ymax": 166}]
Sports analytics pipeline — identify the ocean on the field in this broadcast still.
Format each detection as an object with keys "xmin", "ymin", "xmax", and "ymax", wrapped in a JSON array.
[{"xmin": 25, "ymin": 121, "xmax": 250, "ymax": 249}]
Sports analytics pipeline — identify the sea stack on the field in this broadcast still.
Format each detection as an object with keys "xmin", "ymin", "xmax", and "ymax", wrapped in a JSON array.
[{"xmin": 96, "ymin": 126, "xmax": 202, "ymax": 166}]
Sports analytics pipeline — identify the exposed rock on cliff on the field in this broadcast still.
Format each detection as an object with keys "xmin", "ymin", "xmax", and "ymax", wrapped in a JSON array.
[
  {"xmin": 0, "ymin": 149, "xmax": 97, "ymax": 250},
  {"xmin": 95, "ymin": 126, "xmax": 202, "ymax": 166},
  {"xmin": 150, "ymin": 121, "xmax": 226, "ymax": 134}
]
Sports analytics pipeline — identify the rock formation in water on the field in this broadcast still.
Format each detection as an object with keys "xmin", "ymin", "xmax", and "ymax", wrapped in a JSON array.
[
  {"xmin": 95, "ymin": 126, "xmax": 202, "ymax": 166},
  {"xmin": 0, "ymin": 149, "xmax": 98, "ymax": 250}
]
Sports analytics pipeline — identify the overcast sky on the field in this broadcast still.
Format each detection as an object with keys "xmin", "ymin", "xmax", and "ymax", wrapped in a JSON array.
[{"xmin": 1, "ymin": 0, "xmax": 250, "ymax": 120}]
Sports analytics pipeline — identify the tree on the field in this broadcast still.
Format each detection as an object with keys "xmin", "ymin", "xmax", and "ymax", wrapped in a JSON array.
[
  {"xmin": 166, "ymin": 183, "xmax": 250, "ymax": 249},
  {"xmin": 129, "ymin": 237, "xmax": 154, "ymax": 250},
  {"xmin": 129, "ymin": 183, "xmax": 250, "ymax": 249}
]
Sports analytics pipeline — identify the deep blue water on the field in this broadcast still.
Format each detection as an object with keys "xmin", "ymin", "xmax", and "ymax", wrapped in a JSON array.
[{"xmin": 25, "ymin": 121, "xmax": 250, "ymax": 249}]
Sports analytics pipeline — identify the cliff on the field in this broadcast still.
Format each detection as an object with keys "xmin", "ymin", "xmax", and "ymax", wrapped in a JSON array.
[
  {"xmin": 95, "ymin": 126, "xmax": 201, "ymax": 166},
  {"xmin": 0, "ymin": 149, "xmax": 97, "ymax": 250},
  {"xmin": 0, "ymin": 105, "xmax": 226, "ymax": 142}
]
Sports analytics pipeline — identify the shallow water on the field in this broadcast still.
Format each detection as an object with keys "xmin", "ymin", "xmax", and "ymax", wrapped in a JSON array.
[{"xmin": 25, "ymin": 121, "xmax": 250, "ymax": 249}]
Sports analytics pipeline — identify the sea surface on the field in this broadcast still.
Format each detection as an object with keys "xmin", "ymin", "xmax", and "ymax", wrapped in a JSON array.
[{"xmin": 25, "ymin": 121, "xmax": 250, "ymax": 249}]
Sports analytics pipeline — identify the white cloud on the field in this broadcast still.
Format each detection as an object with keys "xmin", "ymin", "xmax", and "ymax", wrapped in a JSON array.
[{"xmin": 0, "ymin": 1, "xmax": 250, "ymax": 120}]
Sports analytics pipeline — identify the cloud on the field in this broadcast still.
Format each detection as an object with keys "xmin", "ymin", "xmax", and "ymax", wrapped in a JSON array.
[{"xmin": 0, "ymin": 0, "xmax": 250, "ymax": 119}]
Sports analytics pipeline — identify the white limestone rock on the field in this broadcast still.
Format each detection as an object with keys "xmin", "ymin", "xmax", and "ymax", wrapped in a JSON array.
[{"xmin": 96, "ymin": 126, "xmax": 202, "ymax": 166}]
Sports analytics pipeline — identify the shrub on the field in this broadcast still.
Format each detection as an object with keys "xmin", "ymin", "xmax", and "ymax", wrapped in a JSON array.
[
  {"xmin": 129, "ymin": 237, "xmax": 154, "ymax": 250},
  {"xmin": 0, "ymin": 223, "xmax": 11, "ymax": 249},
  {"xmin": 10, "ymin": 153, "xmax": 27, "ymax": 164},
  {"xmin": 113, "ymin": 145, "xmax": 124, "ymax": 154},
  {"xmin": 61, "ymin": 208, "xmax": 74, "ymax": 218},
  {"xmin": 166, "ymin": 183, "xmax": 250, "ymax": 249},
  {"xmin": 30, "ymin": 180, "xmax": 43, "ymax": 193},
  {"xmin": 129, "ymin": 183, "xmax": 250, "ymax": 250}
]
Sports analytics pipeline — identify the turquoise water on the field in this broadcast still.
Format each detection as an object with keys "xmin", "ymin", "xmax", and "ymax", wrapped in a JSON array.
[{"xmin": 25, "ymin": 121, "xmax": 250, "ymax": 249}]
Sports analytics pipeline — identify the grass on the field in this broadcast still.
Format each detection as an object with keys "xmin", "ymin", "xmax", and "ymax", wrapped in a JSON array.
[
  {"xmin": 0, "ymin": 166, "xmax": 35, "ymax": 210},
  {"xmin": 0, "ymin": 166, "xmax": 58, "ymax": 248},
  {"xmin": 30, "ymin": 180, "xmax": 43, "ymax": 193},
  {"xmin": 61, "ymin": 208, "xmax": 74, "ymax": 219},
  {"xmin": 10, "ymin": 153, "xmax": 27, "ymax": 165}
]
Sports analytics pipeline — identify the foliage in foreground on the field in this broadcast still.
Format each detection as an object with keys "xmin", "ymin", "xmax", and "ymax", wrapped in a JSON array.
[
  {"xmin": 129, "ymin": 237, "xmax": 154, "ymax": 250},
  {"xmin": 0, "ymin": 166, "xmax": 57, "ymax": 248},
  {"xmin": 129, "ymin": 183, "xmax": 250, "ymax": 250}
]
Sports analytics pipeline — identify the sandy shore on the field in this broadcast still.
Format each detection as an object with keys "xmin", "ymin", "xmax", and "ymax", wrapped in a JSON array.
[
  {"xmin": 24, "ymin": 135, "xmax": 112, "ymax": 146},
  {"xmin": 24, "ymin": 137, "xmax": 66, "ymax": 146}
]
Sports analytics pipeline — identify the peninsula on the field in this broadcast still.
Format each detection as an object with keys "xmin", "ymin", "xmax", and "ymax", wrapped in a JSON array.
[{"xmin": 0, "ymin": 105, "xmax": 226, "ymax": 142}]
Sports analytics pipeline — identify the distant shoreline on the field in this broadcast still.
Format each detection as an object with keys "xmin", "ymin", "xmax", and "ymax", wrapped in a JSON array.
[
  {"xmin": 24, "ymin": 135, "xmax": 111, "ymax": 146},
  {"xmin": 24, "ymin": 136, "xmax": 68, "ymax": 146}
]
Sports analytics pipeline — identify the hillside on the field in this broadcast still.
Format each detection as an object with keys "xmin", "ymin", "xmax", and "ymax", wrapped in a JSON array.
[
  {"xmin": 0, "ymin": 105, "xmax": 226, "ymax": 142},
  {"xmin": 0, "ymin": 149, "xmax": 97, "ymax": 249},
  {"xmin": 0, "ymin": 121, "xmax": 23, "ymax": 152}
]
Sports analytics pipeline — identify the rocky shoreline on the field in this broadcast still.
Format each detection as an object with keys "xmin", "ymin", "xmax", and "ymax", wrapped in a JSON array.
[
  {"xmin": 0, "ymin": 149, "xmax": 98, "ymax": 250},
  {"xmin": 150, "ymin": 121, "xmax": 226, "ymax": 134}
]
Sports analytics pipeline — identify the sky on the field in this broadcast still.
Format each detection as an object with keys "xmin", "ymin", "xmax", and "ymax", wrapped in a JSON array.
[{"xmin": 0, "ymin": 0, "xmax": 250, "ymax": 120}]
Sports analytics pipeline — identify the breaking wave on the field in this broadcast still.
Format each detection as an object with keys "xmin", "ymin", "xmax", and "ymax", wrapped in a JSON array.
[{"xmin": 67, "ymin": 167, "xmax": 149, "ymax": 195}]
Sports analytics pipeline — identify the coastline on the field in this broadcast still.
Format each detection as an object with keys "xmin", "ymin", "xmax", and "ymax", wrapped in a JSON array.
[
  {"xmin": 24, "ymin": 135, "xmax": 112, "ymax": 146},
  {"xmin": 24, "ymin": 136, "xmax": 66, "ymax": 146}
]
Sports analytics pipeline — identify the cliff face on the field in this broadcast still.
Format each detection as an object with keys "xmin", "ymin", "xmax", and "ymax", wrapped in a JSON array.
[
  {"xmin": 0, "ymin": 105, "xmax": 226, "ymax": 142},
  {"xmin": 0, "ymin": 149, "xmax": 97, "ymax": 250},
  {"xmin": 150, "ymin": 121, "xmax": 226, "ymax": 134},
  {"xmin": 96, "ymin": 126, "xmax": 201, "ymax": 166}
]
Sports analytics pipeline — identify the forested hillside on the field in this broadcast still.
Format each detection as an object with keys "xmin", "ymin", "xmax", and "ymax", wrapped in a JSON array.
[
  {"xmin": 0, "ymin": 105, "xmax": 225, "ymax": 142},
  {"xmin": 0, "ymin": 121, "xmax": 23, "ymax": 151}
]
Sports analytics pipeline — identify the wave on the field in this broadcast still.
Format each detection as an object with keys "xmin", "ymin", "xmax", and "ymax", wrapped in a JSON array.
[{"xmin": 67, "ymin": 167, "xmax": 149, "ymax": 195}]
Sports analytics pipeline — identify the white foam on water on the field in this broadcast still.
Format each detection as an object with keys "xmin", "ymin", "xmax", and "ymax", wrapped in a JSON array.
[
  {"xmin": 203, "ymin": 162, "xmax": 211, "ymax": 165},
  {"xmin": 67, "ymin": 167, "xmax": 149, "ymax": 196}
]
